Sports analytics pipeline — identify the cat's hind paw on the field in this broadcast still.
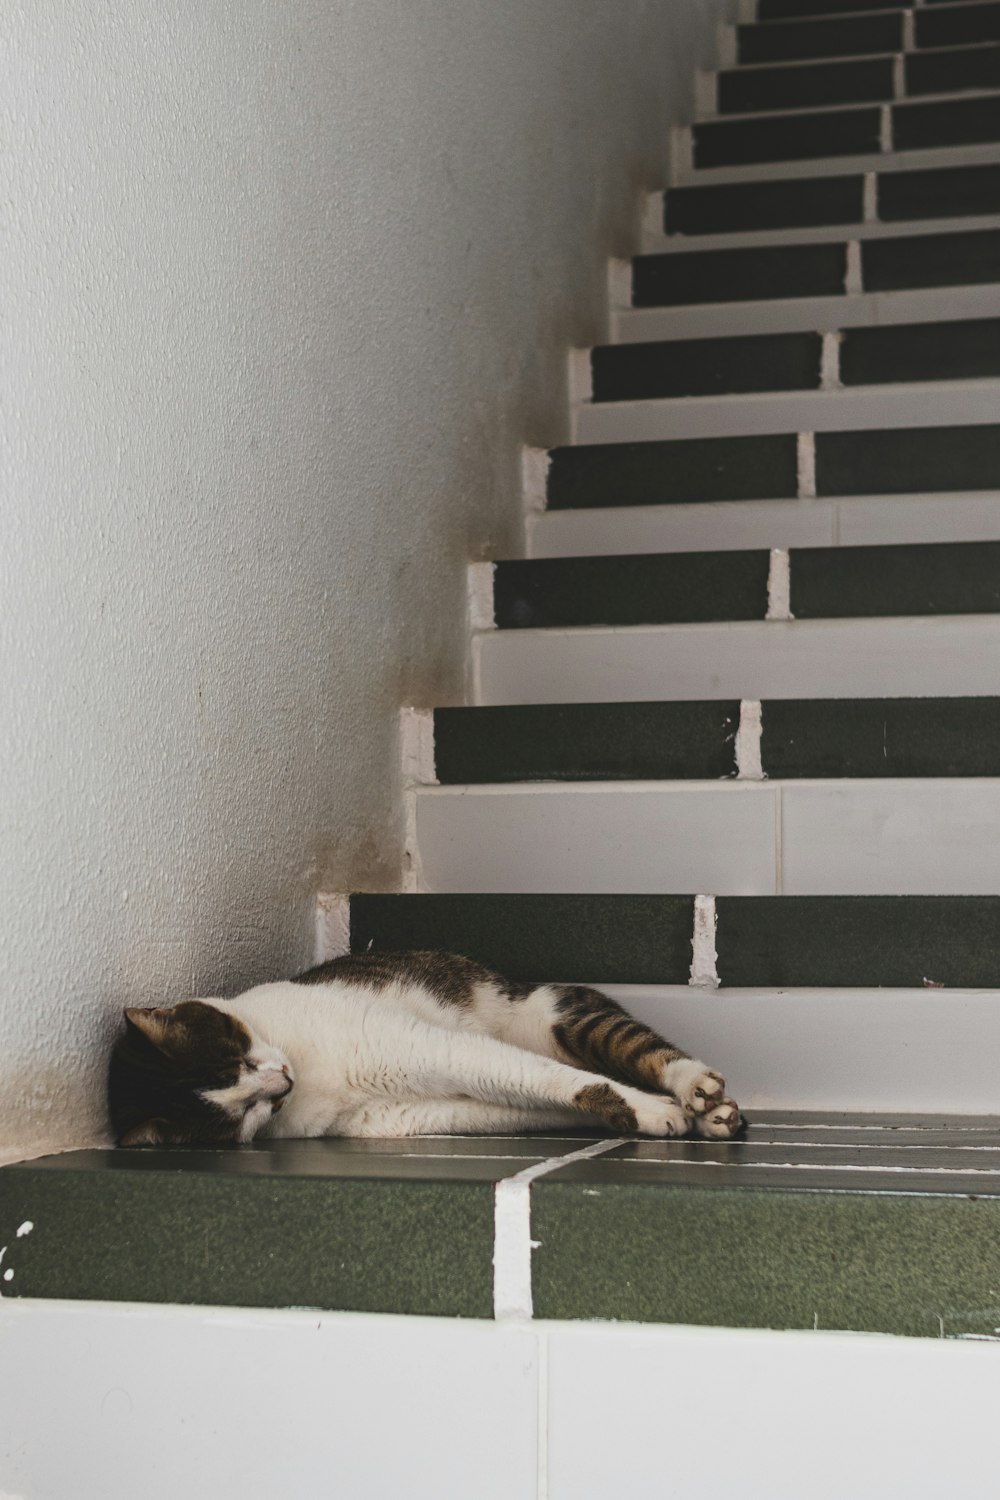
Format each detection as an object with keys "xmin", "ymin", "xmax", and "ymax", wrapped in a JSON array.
[
  {"xmin": 661, "ymin": 1057, "xmax": 727, "ymax": 1117},
  {"xmin": 694, "ymin": 1098, "xmax": 744, "ymax": 1140}
]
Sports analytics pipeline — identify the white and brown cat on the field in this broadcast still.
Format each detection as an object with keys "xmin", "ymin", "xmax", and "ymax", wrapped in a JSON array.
[{"xmin": 108, "ymin": 951, "xmax": 742, "ymax": 1146}]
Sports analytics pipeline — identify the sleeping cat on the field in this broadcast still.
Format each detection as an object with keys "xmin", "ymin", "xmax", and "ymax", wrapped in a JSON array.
[{"xmin": 108, "ymin": 950, "xmax": 742, "ymax": 1146}]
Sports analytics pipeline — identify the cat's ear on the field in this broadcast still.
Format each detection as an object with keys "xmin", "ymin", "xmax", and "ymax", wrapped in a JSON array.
[
  {"xmin": 118, "ymin": 1118, "xmax": 168, "ymax": 1147},
  {"xmin": 123, "ymin": 1006, "xmax": 176, "ymax": 1050}
]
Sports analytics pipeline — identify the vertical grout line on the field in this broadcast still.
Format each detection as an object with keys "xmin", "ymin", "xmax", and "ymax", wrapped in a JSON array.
[
  {"xmin": 893, "ymin": 53, "xmax": 906, "ymax": 100},
  {"xmin": 690, "ymin": 895, "xmax": 720, "ymax": 988},
  {"xmin": 902, "ymin": 9, "xmax": 915, "ymax": 52},
  {"xmin": 820, "ymin": 332, "xmax": 842, "ymax": 393},
  {"xmin": 797, "ymin": 432, "xmax": 817, "ymax": 499},
  {"xmin": 863, "ymin": 171, "xmax": 878, "ymax": 224},
  {"xmin": 400, "ymin": 708, "xmax": 436, "ymax": 895},
  {"xmin": 880, "ymin": 103, "xmax": 893, "ymax": 155},
  {"xmin": 717, "ymin": 23, "xmax": 738, "ymax": 70},
  {"xmin": 494, "ymin": 1139, "xmax": 625, "ymax": 1321},
  {"xmin": 468, "ymin": 561, "xmax": 496, "ymax": 632},
  {"xmin": 766, "ymin": 548, "xmax": 793, "ymax": 621},
  {"xmin": 607, "ymin": 258, "xmax": 633, "ymax": 318},
  {"xmin": 844, "ymin": 240, "xmax": 863, "ymax": 296},
  {"xmin": 775, "ymin": 786, "xmax": 784, "ymax": 896},
  {"xmin": 694, "ymin": 69, "xmax": 718, "ymax": 121},
  {"xmin": 736, "ymin": 700, "xmax": 765, "ymax": 781}
]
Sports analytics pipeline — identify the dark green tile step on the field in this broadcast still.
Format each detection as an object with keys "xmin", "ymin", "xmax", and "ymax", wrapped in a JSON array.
[
  {"xmin": 431, "ymin": 698, "xmax": 1000, "ymax": 783},
  {"xmin": 591, "ymin": 318, "xmax": 1000, "ymax": 402},
  {"xmin": 492, "ymin": 551, "xmax": 771, "ymax": 628},
  {"xmin": 737, "ymin": 11, "xmax": 906, "ymax": 64},
  {"xmin": 491, "ymin": 541, "xmax": 1000, "ymax": 628},
  {"xmin": 633, "ymin": 239, "xmax": 849, "ymax": 307},
  {"xmin": 532, "ymin": 1119, "xmax": 1000, "ymax": 1334},
  {"xmin": 693, "ymin": 105, "xmax": 881, "ymax": 169},
  {"xmin": 546, "ymin": 424, "xmax": 1000, "ymax": 508},
  {"xmin": 839, "ymin": 315, "xmax": 1000, "ymax": 386},
  {"xmin": 893, "ymin": 91, "xmax": 1000, "ymax": 151},
  {"xmin": 916, "ymin": 0, "xmax": 1000, "ymax": 47},
  {"xmin": 718, "ymin": 55, "xmax": 895, "ymax": 115},
  {"xmin": 591, "ymin": 331, "xmax": 822, "ymax": 402},
  {"xmin": 906, "ymin": 41, "xmax": 1000, "ymax": 96},
  {"xmin": 697, "ymin": 93, "xmax": 1000, "ymax": 168},
  {"xmin": 633, "ymin": 228, "xmax": 1000, "ymax": 307},
  {"xmin": 348, "ymin": 893, "xmax": 1000, "ymax": 988},
  {"xmin": 665, "ymin": 161, "xmax": 1000, "ymax": 236},
  {"xmin": 5, "ymin": 1116, "xmax": 1000, "ymax": 1333},
  {"xmin": 758, "ymin": 0, "xmax": 915, "ymax": 18}
]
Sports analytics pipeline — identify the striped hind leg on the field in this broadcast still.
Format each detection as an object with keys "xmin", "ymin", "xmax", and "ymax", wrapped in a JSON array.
[{"xmin": 499, "ymin": 984, "xmax": 742, "ymax": 1140}]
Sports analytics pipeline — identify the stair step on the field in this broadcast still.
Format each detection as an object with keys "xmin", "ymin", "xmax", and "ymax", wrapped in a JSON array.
[
  {"xmin": 432, "ymin": 698, "xmax": 1000, "ymax": 783},
  {"xmin": 411, "ymin": 777, "xmax": 1000, "ymax": 895},
  {"xmin": 693, "ymin": 93, "xmax": 1000, "ymax": 168},
  {"xmin": 6, "ymin": 1116, "xmax": 1000, "ymax": 1333},
  {"xmin": 348, "ymin": 891, "xmax": 1000, "ymax": 987},
  {"xmin": 474, "ymin": 615, "xmax": 1000, "ymax": 703},
  {"xmin": 737, "ymin": 12, "xmax": 907, "ymax": 65},
  {"xmin": 591, "ymin": 318, "xmax": 1000, "ymax": 402},
  {"xmin": 529, "ymin": 492, "xmax": 1000, "ymax": 558},
  {"xmin": 718, "ymin": 44, "xmax": 1000, "ymax": 114},
  {"xmin": 757, "ymin": 0, "xmax": 915, "ymax": 20},
  {"xmin": 665, "ymin": 162, "xmax": 1000, "ymax": 235},
  {"xmin": 493, "ymin": 542, "xmax": 1000, "ymax": 629},
  {"xmin": 546, "ymin": 424, "xmax": 1000, "ymax": 509},
  {"xmin": 632, "ymin": 227, "xmax": 1000, "ymax": 310},
  {"xmin": 917, "ymin": 0, "xmax": 1000, "ymax": 47}
]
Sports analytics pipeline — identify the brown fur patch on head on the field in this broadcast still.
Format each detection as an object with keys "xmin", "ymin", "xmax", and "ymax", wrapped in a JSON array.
[
  {"xmin": 573, "ymin": 1082, "xmax": 638, "ymax": 1133},
  {"xmin": 109, "ymin": 1001, "xmax": 254, "ymax": 1147}
]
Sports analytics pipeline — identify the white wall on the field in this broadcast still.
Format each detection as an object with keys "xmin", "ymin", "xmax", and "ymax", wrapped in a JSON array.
[
  {"xmin": 3, "ymin": 1303, "xmax": 1000, "ymax": 1500},
  {"xmin": 0, "ymin": 1, "xmax": 733, "ymax": 1161}
]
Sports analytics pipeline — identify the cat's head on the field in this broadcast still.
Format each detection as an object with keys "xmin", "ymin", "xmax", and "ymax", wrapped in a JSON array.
[{"xmin": 108, "ymin": 1001, "xmax": 294, "ymax": 1147}]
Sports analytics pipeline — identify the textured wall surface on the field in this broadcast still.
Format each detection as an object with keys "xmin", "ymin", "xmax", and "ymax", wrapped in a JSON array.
[{"xmin": 0, "ymin": 0, "xmax": 733, "ymax": 1160}]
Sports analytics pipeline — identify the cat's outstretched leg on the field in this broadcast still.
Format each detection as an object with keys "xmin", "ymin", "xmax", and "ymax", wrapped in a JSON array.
[
  {"xmin": 487, "ymin": 984, "xmax": 742, "ymax": 1140},
  {"xmin": 348, "ymin": 1010, "xmax": 692, "ymax": 1138}
]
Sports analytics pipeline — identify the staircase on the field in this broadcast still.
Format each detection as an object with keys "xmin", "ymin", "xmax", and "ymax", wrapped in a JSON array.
[{"xmin": 5, "ymin": 0, "xmax": 1000, "ymax": 1339}]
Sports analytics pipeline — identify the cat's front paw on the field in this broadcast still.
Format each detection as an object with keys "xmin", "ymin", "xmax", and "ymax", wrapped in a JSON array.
[
  {"xmin": 662, "ymin": 1057, "xmax": 727, "ymax": 1117},
  {"xmin": 694, "ymin": 1097, "xmax": 743, "ymax": 1140},
  {"xmin": 631, "ymin": 1094, "xmax": 691, "ymax": 1138}
]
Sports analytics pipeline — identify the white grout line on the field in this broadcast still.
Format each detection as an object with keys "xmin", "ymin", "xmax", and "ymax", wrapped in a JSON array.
[
  {"xmin": 766, "ymin": 548, "xmax": 793, "ymax": 620},
  {"xmin": 893, "ymin": 51, "xmax": 906, "ymax": 97},
  {"xmin": 820, "ymin": 331, "xmax": 843, "ymax": 391},
  {"xmin": 314, "ymin": 892, "xmax": 350, "ymax": 965},
  {"xmin": 844, "ymin": 239, "xmax": 864, "ymax": 294},
  {"xmin": 690, "ymin": 895, "xmax": 721, "ymax": 988},
  {"xmin": 797, "ymin": 432, "xmax": 817, "ymax": 497},
  {"xmin": 736, "ymin": 700, "xmax": 765, "ymax": 780},
  {"xmin": 903, "ymin": 8, "xmax": 916, "ymax": 52},
  {"xmin": 618, "ymin": 1159, "xmax": 1000, "ymax": 1177},
  {"xmin": 493, "ymin": 1138, "xmax": 625, "ymax": 1321},
  {"xmin": 880, "ymin": 102, "xmax": 894, "ymax": 153},
  {"xmin": 863, "ymin": 170, "xmax": 878, "ymax": 221}
]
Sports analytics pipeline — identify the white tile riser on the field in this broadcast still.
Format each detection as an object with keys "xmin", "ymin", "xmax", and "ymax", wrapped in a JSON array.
[
  {"xmin": 412, "ymin": 779, "xmax": 1000, "ymax": 896},
  {"xmin": 475, "ymin": 615, "xmax": 1000, "ymax": 704},
  {"xmin": 527, "ymin": 494, "xmax": 1000, "ymax": 558}
]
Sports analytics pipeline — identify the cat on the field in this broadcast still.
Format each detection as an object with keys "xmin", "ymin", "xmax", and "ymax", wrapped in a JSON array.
[{"xmin": 108, "ymin": 950, "xmax": 742, "ymax": 1147}]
